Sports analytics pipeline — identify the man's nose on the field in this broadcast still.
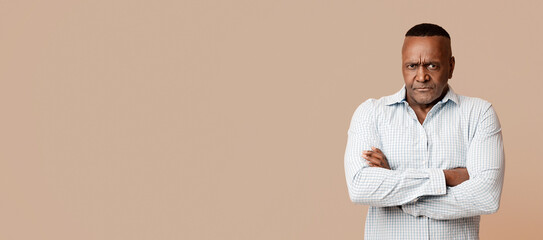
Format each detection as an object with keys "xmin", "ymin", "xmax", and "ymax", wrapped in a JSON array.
[{"xmin": 415, "ymin": 67, "xmax": 429, "ymax": 82}]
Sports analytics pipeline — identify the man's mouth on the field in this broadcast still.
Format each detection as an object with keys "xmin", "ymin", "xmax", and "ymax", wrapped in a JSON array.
[{"xmin": 414, "ymin": 87, "xmax": 433, "ymax": 92}]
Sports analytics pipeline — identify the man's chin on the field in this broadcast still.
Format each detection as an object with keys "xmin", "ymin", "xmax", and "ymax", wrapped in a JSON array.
[
  {"xmin": 412, "ymin": 96, "xmax": 436, "ymax": 105},
  {"xmin": 407, "ymin": 91, "xmax": 439, "ymax": 106}
]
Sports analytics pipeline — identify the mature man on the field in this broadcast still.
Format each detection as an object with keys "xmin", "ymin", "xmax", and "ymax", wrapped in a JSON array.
[{"xmin": 344, "ymin": 23, "xmax": 504, "ymax": 239}]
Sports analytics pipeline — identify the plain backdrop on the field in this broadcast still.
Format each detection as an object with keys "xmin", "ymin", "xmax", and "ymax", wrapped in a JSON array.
[{"xmin": 1, "ymin": 0, "xmax": 542, "ymax": 239}]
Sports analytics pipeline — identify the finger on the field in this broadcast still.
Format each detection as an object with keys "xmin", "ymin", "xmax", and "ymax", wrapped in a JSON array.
[
  {"xmin": 363, "ymin": 151, "xmax": 378, "ymax": 158},
  {"xmin": 362, "ymin": 150, "xmax": 373, "ymax": 155},
  {"xmin": 368, "ymin": 161, "xmax": 385, "ymax": 168},
  {"xmin": 361, "ymin": 152, "xmax": 375, "ymax": 160},
  {"xmin": 361, "ymin": 151, "xmax": 374, "ymax": 159},
  {"xmin": 365, "ymin": 154, "xmax": 389, "ymax": 169},
  {"xmin": 363, "ymin": 153, "xmax": 385, "ymax": 166},
  {"xmin": 372, "ymin": 147, "xmax": 384, "ymax": 154},
  {"xmin": 365, "ymin": 151, "xmax": 384, "ymax": 161},
  {"xmin": 365, "ymin": 157, "xmax": 381, "ymax": 165}
]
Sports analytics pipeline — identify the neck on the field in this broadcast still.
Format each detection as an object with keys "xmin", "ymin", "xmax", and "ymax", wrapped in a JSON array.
[{"xmin": 407, "ymin": 85, "xmax": 449, "ymax": 124}]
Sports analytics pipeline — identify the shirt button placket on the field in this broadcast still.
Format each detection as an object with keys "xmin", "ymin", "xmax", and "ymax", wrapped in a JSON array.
[
  {"xmin": 419, "ymin": 124, "xmax": 428, "ymax": 167},
  {"xmin": 424, "ymin": 128, "xmax": 429, "ymax": 167}
]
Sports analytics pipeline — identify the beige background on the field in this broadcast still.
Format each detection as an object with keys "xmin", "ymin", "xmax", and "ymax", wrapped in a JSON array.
[{"xmin": 1, "ymin": 0, "xmax": 542, "ymax": 239}]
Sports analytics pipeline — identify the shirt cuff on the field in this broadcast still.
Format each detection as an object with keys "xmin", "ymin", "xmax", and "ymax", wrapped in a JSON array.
[{"xmin": 425, "ymin": 168, "xmax": 447, "ymax": 196}]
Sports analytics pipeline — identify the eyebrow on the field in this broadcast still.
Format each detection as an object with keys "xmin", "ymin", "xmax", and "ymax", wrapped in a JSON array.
[{"xmin": 404, "ymin": 61, "xmax": 440, "ymax": 65}]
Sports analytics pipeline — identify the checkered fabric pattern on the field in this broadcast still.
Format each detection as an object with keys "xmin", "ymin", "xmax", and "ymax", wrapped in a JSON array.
[{"xmin": 344, "ymin": 86, "xmax": 505, "ymax": 239}]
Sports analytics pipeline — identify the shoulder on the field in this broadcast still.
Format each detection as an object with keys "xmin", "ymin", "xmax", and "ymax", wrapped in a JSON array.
[
  {"xmin": 352, "ymin": 92, "xmax": 397, "ymax": 116},
  {"xmin": 455, "ymin": 94, "xmax": 500, "ymax": 129},
  {"xmin": 350, "ymin": 99, "xmax": 376, "ymax": 123},
  {"xmin": 456, "ymin": 94, "xmax": 494, "ymax": 113},
  {"xmin": 350, "ymin": 91, "xmax": 400, "ymax": 124}
]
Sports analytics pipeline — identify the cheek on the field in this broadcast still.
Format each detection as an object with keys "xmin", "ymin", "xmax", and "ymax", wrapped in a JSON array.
[{"xmin": 433, "ymin": 72, "xmax": 449, "ymax": 84}]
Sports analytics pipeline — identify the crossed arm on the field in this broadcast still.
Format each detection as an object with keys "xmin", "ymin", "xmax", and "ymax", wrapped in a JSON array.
[
  {"xmin": 363, "ymin": 147, "xmax": 470, "ymax": 187},
  {"xmin": 345, "ymin": 101, "xmax": 505, "ymax": 220}
]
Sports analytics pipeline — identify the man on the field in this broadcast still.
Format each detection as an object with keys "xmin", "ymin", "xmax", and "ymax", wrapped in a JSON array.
[{"xmin": 344, "ymin": 23, "xmax": 504, "ymax": 239}]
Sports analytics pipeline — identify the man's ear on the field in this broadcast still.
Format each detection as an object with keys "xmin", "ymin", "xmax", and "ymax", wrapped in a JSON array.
[{"xmin": 448, "ymin": 56, "xmax": 455, "ymax": 79}]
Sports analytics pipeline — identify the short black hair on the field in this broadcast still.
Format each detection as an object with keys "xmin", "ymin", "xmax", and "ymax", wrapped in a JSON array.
[{"xmin": 405, "ymin": 23, "xmax": 450, "ymax": 39}]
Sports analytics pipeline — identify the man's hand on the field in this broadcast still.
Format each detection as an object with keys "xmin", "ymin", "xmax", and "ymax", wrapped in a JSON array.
[
  {"xmin": 362, "ymin": 147, "xmax": 390, "ymax": 170},
  {"xmin": 443, "ymin": 168, "xmax": 470, "ymax": 186},
  {"xmin": 362, "ymin": 148, "xmax": 470, "ymax": 187}
]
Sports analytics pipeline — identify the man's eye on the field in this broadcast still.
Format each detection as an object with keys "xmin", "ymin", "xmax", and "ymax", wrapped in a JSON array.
[
  {"xmin": 427, "ymin": 64, "xmax": 437, "ymax": 70},
  {"xmin": 407, "ymin": 64, "xmax": 416, "ymax": 69}
]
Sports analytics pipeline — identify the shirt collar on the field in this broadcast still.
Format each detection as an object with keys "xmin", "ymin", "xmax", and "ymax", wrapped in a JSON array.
[{"xmin": 385, "ymin": 84, "xmax": 459, "ymax": 106}]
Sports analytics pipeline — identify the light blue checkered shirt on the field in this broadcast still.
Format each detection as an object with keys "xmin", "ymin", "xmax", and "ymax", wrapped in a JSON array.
[{"xmin": 344, "ymin": 86, "xmax": 504, "ymax": 239}]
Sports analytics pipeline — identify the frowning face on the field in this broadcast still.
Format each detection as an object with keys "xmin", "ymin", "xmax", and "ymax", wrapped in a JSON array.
[{"xmin": 401, "ymin": 36, "xmax": 455, "ymax": 107}]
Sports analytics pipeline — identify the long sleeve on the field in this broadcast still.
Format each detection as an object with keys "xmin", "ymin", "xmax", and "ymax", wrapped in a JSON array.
[
  {"xmin": 345, "ymin": 100, "xmax": 447, "ymax": 207},
  {"xmin": 402, "ymin": 105, "xmax": 505, "ymax": 219}
]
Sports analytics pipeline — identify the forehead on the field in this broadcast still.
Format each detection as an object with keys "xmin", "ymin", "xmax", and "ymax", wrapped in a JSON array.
[{"xmin": 402, "ymin": 36, "xmax": 450, "ymax": 60}]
